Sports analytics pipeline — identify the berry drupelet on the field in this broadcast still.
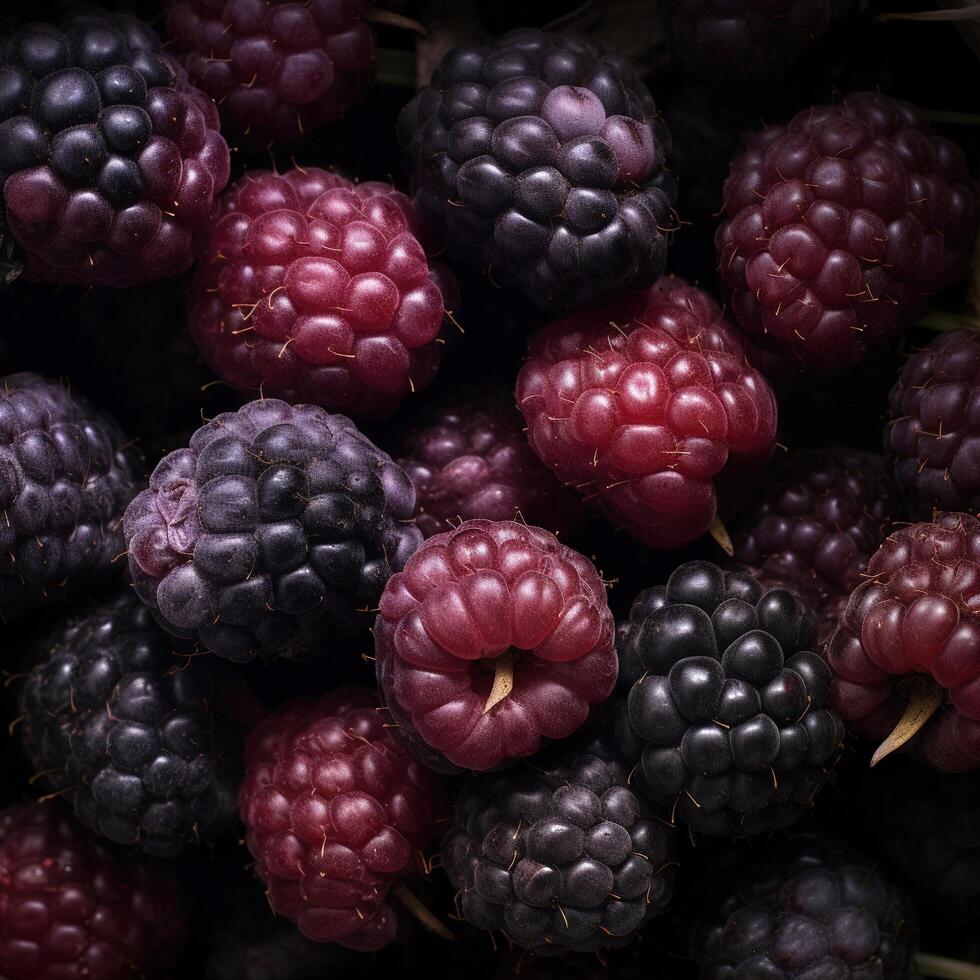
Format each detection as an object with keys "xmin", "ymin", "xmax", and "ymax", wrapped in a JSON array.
[
  {"xmin": 189, "ymin": 168, "xmax": 457, "ymax": 422},
  {"xmin": 375, "ymin": 519, "xmax": 617, "ymax": 773},
  {"xmin": 717, "ymin": 92, "xmax": 977, "ymax": 369},
  {"xmin": 0, "ymin": 7, "xmax": 230, "ymax": 287},
  {"xmin": 442, "ymin": 737, "xmax": 676, "ymax": 955},
  {"xmin": 887, "ymin": 329, "xmax": 980, "ymax": 520},
  {"xmin": 18, "ymin": 591, "xmax": 239, "ymax": 857},
  {"xmin": 516, "ymin": 277, "xmax": 778, "ymax": 550},
  {"xmin": 0, "ymin": 800, "xmax": 186, "ymax": 980},
  {"xmin": 398, "ymin": 28, "xmax": 676, "ymax": 311},
  {"xmin": 165, "ymin": 0, "xmax": 374, "ymax": 149},
  {"xmin": 396, "ymin": 393, "xmax": 580, "ymax": 538},
  {"xmin": 827, "ymin": 513, "xmax": 980, "ymax": 772},
  {"xmin": 0, "ymin": 372, "xmax": 141, "ymax": 618},
  {"xmin": 238, "ymin": 686, "xmax": 449, "ymax": 950},
  {"xmin": 123, "ymin": 398, "xmax": 421, "ymax": 662},
  {"xmin": 733, "ymin": 449, "xmax": 898, "ymax": 642},
  {"xmin": 692, "ymin": 834, "xmax": 920, "ymax": 978},
  {"xmin": 663, "ymin": 0, "xmax": 836, "ymax": 85},
  {"xmin": 614, "ymin": 561, "xmax": 843, "ymax": 836}
]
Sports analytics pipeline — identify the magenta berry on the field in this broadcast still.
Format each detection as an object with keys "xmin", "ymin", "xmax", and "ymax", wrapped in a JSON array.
[
  {"xmin": 189, "ymin": 168, "xmax": 456, "ymax": 421},
  {"xmin": 238, "ymin": 687, "xmax": 449, "ymax": 950},
  {"xmin": 375, "ymin": 519, "xmax": 616, "ymax": 773},
  {"xmin": 717, "ymin": 92, "xmax": 977, "ymax": 369},
  {"xmin": 516, "ymin": 277, "xmax": 778, "ymax": 549},
  {"xmin": 0, "ymin": 8, "xmax": 230, "ymax": 287},
  {"xmin": 166, "ymin": 0, "xmax": 375, "ymax": 149},
  {"xmin": 397, "ymin": 393, "xmax": 581, "ymax": 538}
]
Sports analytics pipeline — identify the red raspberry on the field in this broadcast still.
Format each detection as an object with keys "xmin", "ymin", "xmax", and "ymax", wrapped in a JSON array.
[
  {"xmin": 827, "ymin": 513, "xmax": 980, "ymax": 772},
  {"xmin": 238, "ymin": 686, "xmax": 449, "ymax": 950},
  {"xmin": 397, "ymin": 393, "xmax": 581, "ymax": 539},
  {"xmin": 515, "ymin": 277, "xmax": 778, "ymax": 550},
  {"xmin": 733, "ymin": 449, "xmax": 898, "ymax": 642},
  {"xmin": 189, "ymin": 167, "xmax": 456, "ymax": 421},
  {"xmin": 887, "ymin": 330, "xmax": 980, "ymax": 520},
  {"xmin": 717, "ymin": 92, "xmax": 977, "ymax": 370},
  {"xmin": 165, "ymin": 0, "xmax": 374, "ymax": 149},
  {"xmin": 0, "ymin": 801, "xmax": 185, "ymax": 980},
  {"xmin": 375, "ymin": 519, "xmax": 616, "ymax": 772}
]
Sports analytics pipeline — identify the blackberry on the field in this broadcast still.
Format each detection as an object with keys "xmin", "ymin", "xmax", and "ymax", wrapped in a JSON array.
[
  {"xmin": 0, "ymin": 372, "xmax": 141, "ymax": 618},
  {"xmin": 123, "ymin": 398, "xmax": 421, "ymax": 662},
  {"xmin": 398, "ymin": 28, "xmax": 676, "ymax": 311},
  {"xmin": 442, "ymin": 738, "xmax": 676, "ymax": 955},
  {"xmin": 0, "ymin": 800, "xmax": 186, "ymax": 979},
  {"xmin": 692, "ymin": 833, "xmax": 920, "ymax": 978},
  {"xmin": 0, "ymin": 7, "xmax": 230, "ymax": 287},
  {"xmin": 732, "ymin": 449, "xmax": 898, "ymax": 642},
  {"xmin": 887, "ymin": 329, "xmax": 980, "ymax": 520},
  {"xmin": 613, "ymin": 561, "xmax": 843, "ymax": 836},
  {"xmin": 18, "ymin": 590, "xmax": 238, "ymax": 857}
]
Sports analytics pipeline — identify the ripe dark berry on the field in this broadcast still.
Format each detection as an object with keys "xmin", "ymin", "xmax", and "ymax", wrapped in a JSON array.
[
  {"xmin": 396, "ymin": 393, "xmax": 581, "ymax": 538},
  {"xmin": 166, "ymin": 0, "xmax": 375, "ymax": 149},
  {"xmin": 717, "ymin": 92, "xmax": 977, "ymax": 369},
  {"xmin": 516, "ymin": 278, "xmax": 777, "ymax": 550},
  {"xmin": 398, "ymin": 28, "xmax": 676, "ymax": 311},
  {"xmin": 0, "ymin": 7, "xmax": 230, "ymax": 287},
  {"xmin": 614, "ymin": 561, "xmax": 843, "ymax": 836},
  {"xmin": 887, "ymin": 329, "xmax": 980, "ymax": 520},
  {"xmin": 664, "ymin": 0, "xmax": 836, "ymax": 84},
  {"xmin": 827, "ymin": 513, "xmax": 980, "ymax": 772},
  {"xmin": 375, "ymin": 519, "xmax": 616, "ymax": 772},
  {"xmin": 442, "ymin": 738, "xmax": 676, "ymax": 954},
  {"xmin": 189, "ymin": 168, "xmax": 457, "ymax": 421},
  {"xmin": 239, "ymin": 686, "xmax": 449, "ymax": 950},
  {"xmin": 18, "ymin": 591, "xmax": 239, "ymax": 857},
  {"xmin": 0, "ymin": 372, "xmax": 141, "ymax": 618},
  {"xmin": 733, "ymin": 449, "xmax": 898, "ymax": 642},
  {"xmin": 692, "ymin": 833, "xmax": 920, "ymax": 978},
  {"xmin": 123, "ymin": 398, "xmax": 421, "ymax": 662},
  {"xmin": 0, "ymin": 800, "xmax": 186, "ymax": 980}
]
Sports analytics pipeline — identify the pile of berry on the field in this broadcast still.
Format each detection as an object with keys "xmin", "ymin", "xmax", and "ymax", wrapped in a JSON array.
[{"xmin": 0, "ymin": 2, "xmax": 978, "ymax": 978}]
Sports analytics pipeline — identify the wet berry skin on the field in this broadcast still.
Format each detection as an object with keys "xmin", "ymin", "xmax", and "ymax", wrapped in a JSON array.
[
  {"xmin": 166, "ymin": 0, "xmax": 374, "ymax": 149},
  {"xmin": 123, "ymin": 398, "xmax": 421, "ymax": 662},
  {"xmin": 516, "ymin": 278, "xmax": 778, "ymax": 550},
  {"xmin": 397, "ymin": 393, "xmax": 581, "ymax": 539},
  {"xmin": 614, "ymin": 561, "xmax": 843, "ymax": 836},
  {"xmin": 827, "ymin": 513, "xmax": 980, "ymax": 772},
  {"xmin": 0, "ymin": 800, "xmax": 186, "ymax": 980},
  {"xmin": 189, "ymin": 168, "xmax": 457, "ymax": 422},
  {"xmin": 375, "ymin": 519, "xmax": 616, "ymax": 773},
  {"xmin": 887, "ymin": 330, "xmax": 980, "ymax": 520},
  {"xmin": 18, "ymin": 591, "xmax": 239, "ymax": 858},
  {"xmin": 0, "ymin": 372, "xmax": 141, "ymax": 618},
  {"xmin": 733, "ymin": 449, "xmax": 898, "ymax": 643},
  {"xmin": 0, "ymin": 7, "xmax": 230, "ymax": 287},
  {"xmin": 442, "ymin": 739, "xmax": 676, "ymax": 954},
  {"xmin": 717, "ymin": 92, "xmax": 977, "ymax": 369},
  {"xmin": 399, "ymin": 28, "xmax": 676, "ymax": 311},
  {"xmin": 238, "ymin": 686, "xmax": 449, "ymax": 950}
]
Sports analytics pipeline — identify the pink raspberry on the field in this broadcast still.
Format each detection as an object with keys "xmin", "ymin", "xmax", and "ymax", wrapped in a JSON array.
[
  {"xmin": 238, "ymin": 686, "xmax": 449, "ymax": 950},
  {"xmin": 397, "ymin": 393, "xmax": 581, "ymax": 538},
  {"xmin": 189, "ymin": 167, "xmax": 457, "ymax": 421},
  {"xmin": 717, "ymin": 92, "xmax": 977, "ymax": 370},
  {"xmin": 375, "ymin": 519, "xmax": 617, "ymax": 772},
  {"xmin": 516, "ymin": 277, "xmax": 778, "ymax": 549},
  {"xmin": 165, "ymin": 0, "xmax": 374, "ymax": 148}
]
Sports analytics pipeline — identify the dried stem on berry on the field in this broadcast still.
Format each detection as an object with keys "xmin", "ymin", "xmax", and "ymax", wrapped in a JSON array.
[
  {"xmin": 870, "ymin": 678, "xmax": 944, "ymax": 766},
  {"xmin": 483, "ymin": 651, "xmax": 515, "ymax": 714},
  {"xmin": 916, "ymin": 953, "xmax": 980, "ymax": 980},
  {"xmin": 709, "ymin": 515, "xmax": 734, "ymax": 556},
  {"xmin": 392, "ymin": 884, "xmax": 453, "ymax": 941}
]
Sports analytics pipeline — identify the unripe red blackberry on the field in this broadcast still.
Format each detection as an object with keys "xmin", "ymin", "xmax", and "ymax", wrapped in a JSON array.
[
  {"xmin": 717, "ymin": 92, "xmax": 977, "ymax": 369},
  {"xmin": 238, "ymin": 686, "xmax": 449, "ymax": 950},
  {"xmin": 0, "ymin": 7, "xmax": 230, "ymax": 287},
  {"xmin": 189, "ymin": 167, "xmax": 457, "ymax": 421}
]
